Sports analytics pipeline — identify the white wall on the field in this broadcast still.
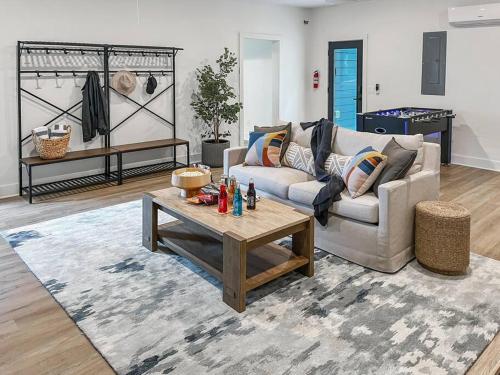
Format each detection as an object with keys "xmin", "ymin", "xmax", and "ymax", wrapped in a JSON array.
[
  {"xmin": 0, "ymin": 0, "xmax": 308, "ymax": 197},
  {"xmin": 242, "ymin": 38, "xmax": 276, "ymax": 142},
  {"xmin": 306, "ymin": 0, "xmax": 500, "ymax": 171}
]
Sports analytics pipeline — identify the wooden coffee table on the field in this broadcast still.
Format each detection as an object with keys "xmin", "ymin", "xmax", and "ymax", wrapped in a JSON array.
[{"xmin": 142, "ymin": 187, "xmax": 314, "ymax": 312}]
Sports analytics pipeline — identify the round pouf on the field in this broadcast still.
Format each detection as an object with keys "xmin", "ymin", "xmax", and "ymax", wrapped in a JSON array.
[{"xmin": 415, "ymin": 201, "xmax": 471, "ymax": 275}]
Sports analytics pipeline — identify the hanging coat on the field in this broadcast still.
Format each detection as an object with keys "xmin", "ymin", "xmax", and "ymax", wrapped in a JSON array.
[{"xmin": 81, "ymin": 71, "xmax": 108, "ymax": 142}]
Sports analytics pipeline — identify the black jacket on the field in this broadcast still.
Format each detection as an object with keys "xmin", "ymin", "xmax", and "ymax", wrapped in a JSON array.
[
  {"xmin": 81, "ymin": 71, "xmax": 108, "ymax": 142},
  {"xmin": 301, "ymin": 118, "xmax": 344, "ymax": 226},
  {"xmin": 300, "ymin": 118, "xmax": 334, "ymax": 182}
]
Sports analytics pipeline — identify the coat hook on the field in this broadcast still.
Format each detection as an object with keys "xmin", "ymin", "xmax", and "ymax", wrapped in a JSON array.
[
  {"xmin": 63, "ymin": 48, "xmax": 68, "ymax": 54},
  {"xmin": 35, "ymin": 71, "xmax": 41, "ymax": 89},
  {"xmin": 55, "ymin": 71, "xmax": 62, "ymax": 88},
  {"xmin": 27, "ymin": 48, "xmax": 31, "ymax": 54},
  {"xmin": 45, "ymin": 48, "xmax": 50, "ymax": 54},
  {"xmin": 73, "ymin": 71, "xmax": 81, "ymax": 88}
]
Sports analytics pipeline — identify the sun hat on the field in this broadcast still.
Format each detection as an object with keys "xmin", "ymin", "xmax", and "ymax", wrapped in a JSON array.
[{"xmin": 111, "ymin": 70, "xmax": 136, "ymax": 95}]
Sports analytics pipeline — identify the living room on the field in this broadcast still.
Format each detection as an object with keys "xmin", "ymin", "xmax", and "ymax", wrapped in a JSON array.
[{"xmin": 0, "ymin": 0, "xmax": 499, "ymax": 374}]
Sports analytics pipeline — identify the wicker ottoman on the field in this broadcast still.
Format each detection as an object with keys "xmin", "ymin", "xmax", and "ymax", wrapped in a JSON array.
[{"xmin": 415, "ymin": 201, "xmax": 471, "ymax": 275}]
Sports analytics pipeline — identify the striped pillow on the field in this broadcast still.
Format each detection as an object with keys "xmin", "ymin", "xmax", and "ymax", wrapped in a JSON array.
[
  {"xmin": 244, "ymin": 130, "xmax": 287, "ymax": 167},
  {"xmin": 282, "ymin": 142, "xmax": 315, "ymax": 176},
  {"xmin": 342, "ymin": 147, "xmax": 387, "ymax": 198}
]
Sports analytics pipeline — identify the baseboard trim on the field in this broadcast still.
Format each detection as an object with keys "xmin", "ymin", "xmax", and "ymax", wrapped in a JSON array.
[
  {"xmin": 0, "ymin": 153, "xmax": 201, "ymax": 199},
  {"xmin": 451, "ymin": 153, "xmax": 500, "ymax": 172}
]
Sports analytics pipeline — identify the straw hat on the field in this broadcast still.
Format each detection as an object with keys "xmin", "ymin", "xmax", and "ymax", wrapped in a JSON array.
[{"xmin": 111, "ymin": 70, "xmax": 136, "ymax": 95}]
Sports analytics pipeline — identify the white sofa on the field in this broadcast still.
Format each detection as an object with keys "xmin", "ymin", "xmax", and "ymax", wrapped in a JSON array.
[{"xmin": 224, "ymin": 125, "xmax": 441, "ymax": 273}]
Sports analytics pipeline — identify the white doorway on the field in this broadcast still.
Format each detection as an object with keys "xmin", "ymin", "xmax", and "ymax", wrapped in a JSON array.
[{"xmin": 240, "ymin": 34, "xmax": 280, "ymax": 144}]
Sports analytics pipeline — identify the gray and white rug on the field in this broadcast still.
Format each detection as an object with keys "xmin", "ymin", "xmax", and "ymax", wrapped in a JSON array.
[{"xmin": 3, "ymin": 201, "xmax": 499, "ymax": 375}]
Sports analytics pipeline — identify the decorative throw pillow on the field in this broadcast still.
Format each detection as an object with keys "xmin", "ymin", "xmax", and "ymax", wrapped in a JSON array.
[
  {"xmin": 244, "ymin": 130, "xmax": 287, "ymax": 167},
  {"xmin": 325, "ymin": 153, "xmax": 353, "ymax": 176},
  {"xmin": 254, "ymin": 123, "xmax": 292, "ymax": 160},
  {"xmin": 282, "ymin": 142, "xmax": 315, "ymax": 176},
  {"xmin": 342, "ymin": 146, "xmax": 387, "ymax": 198},
  {"xmin": 372, "ymin": 138, "xmax": 418, "ymax": 197}
]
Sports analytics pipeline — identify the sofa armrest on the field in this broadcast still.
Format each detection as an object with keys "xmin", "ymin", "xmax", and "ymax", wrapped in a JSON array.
[
  {"xmin": 422, "ymin": 142, "xmax": 441, "ymax": 172},
  {"xmin": 223, "ymin": 146, "xmax": 247, "ymax": 175},
  {"xmin": 377, "ymin": 170, "xmax": 440, "ymax": 257}
]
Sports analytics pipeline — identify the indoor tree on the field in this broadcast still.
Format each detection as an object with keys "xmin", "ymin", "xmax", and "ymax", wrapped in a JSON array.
[{"xmin": 191, "ymin": 48, "xmax": 242, "ymax": 143}]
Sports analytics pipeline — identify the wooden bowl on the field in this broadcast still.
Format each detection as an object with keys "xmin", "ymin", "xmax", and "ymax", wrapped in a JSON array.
[{"xmin": 171, "ymin": 167, "xmax": 211, "ymax": 198}]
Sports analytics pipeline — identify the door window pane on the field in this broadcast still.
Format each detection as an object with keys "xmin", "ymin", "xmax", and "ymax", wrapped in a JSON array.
[{"xmin": 333, "ymin": 48, "xmax": 357, "ymax": 130}]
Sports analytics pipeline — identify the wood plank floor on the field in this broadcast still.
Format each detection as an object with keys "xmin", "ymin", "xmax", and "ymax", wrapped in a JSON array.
[{"xmin": 0, "ymin": 165, "xmax": 498, "ymax": 374}]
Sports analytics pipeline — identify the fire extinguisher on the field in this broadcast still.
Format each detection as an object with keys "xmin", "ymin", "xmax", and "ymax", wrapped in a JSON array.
[{"xmin": 313, "ymin": 70, "xmax": 319, "ymax": 89}]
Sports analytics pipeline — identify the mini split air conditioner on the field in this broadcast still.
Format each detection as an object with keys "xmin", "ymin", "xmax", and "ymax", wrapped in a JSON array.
[{"xmin": 449, "ymin": 3, "xmax": 500, "ymax": 26}]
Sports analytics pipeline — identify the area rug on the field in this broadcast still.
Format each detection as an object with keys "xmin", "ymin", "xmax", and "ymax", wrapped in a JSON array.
[{"xmin": 3, "ymin": 201, "xmax": 499, "ymax": 375}]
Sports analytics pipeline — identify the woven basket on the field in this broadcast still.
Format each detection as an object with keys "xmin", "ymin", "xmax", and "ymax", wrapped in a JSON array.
[
  {"xmin": 32, "ymin": 126, "xmax": 71, "ymax": 160},
  {"xmin": 415, "ymin": 201, "xmax": 471, "ymax": 275}
]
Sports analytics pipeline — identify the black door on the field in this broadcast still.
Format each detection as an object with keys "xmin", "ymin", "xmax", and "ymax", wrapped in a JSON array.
[{"xmin": 328, "ymin": 40, "xmax": 363, "ymax": 130}]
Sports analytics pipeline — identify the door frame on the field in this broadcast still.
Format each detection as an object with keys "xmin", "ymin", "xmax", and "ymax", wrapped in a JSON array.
[
  {"xmin": 328, "ymin": 40, "xmax": 364, "ymax": 126},
  {"xmin": 239, "ymin": 32, "xmax": 281, "ymax": 145}
]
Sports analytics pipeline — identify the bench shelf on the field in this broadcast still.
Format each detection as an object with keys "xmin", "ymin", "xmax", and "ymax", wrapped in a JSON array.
[{"xmin": 20, "ymin": 138, "xmax": 189, "ymax": 203}]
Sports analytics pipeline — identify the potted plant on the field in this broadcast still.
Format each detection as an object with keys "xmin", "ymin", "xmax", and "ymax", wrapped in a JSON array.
[{"xmin": 191, "ymin": 48, "xmax": 242, "ymax": 167}]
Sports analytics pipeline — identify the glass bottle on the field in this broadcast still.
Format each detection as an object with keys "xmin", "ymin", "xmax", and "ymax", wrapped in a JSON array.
[
  {"xmin": 218, "ymin": 183, "xmax": 228, "ymax": 214},
  {"xmin": 247, "ymin": 178, "xmax": 256, "ymax": 210},
  {"xmin": 228, "ymin": 175, "xmax": 237, "ymax": 207},
  {"xmin": 232, "ymin": 183, "xmax": 243, "ymax": 217}
]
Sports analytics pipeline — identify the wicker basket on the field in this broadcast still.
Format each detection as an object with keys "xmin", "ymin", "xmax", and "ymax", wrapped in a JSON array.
[
  {"xmin": 32, "ymin": 126, "xmax": 71, "ymax": 160},
  {"xmin": 415, "ymin": 201, "xmax": 471, "ymax": 275}
]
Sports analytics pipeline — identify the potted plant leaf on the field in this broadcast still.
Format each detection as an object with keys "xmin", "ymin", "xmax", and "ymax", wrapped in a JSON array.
[{"xmin": 191, "ymin": 48, "xmax": 242, "ymax": 167}]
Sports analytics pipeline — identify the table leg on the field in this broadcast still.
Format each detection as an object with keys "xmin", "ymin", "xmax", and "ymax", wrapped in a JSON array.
[
  {"xmin": 292, "ymin": 216, "xmax": 314, "ymax": 277},
  {"xmin": 223, "ymin": 232, "xmax": 247, "ymax": 313},
  {"xmin": 441, "ymin": 119, "xmax": 453, "ymax": 165},
  {"xmin": 142, "ymin": 193, "xmax": 158, "ymax": 252}
]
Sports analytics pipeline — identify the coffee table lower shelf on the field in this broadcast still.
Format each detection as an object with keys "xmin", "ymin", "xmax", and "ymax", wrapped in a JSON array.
[
  {"xmin": 158, "ymin": 223, "xmax": 309, "ymax": 293},
  {"xmin": 142, "ymin": 189, "xmax": 314, "ymax": 313}
]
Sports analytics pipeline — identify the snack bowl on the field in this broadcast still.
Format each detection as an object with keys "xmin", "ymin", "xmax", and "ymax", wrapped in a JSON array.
[{"xmin": 171, "ymin": 167, "xmax": 211, "ymax": 198}]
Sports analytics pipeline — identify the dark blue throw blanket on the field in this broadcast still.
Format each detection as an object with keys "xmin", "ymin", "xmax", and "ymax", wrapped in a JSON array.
[{"xmin": 300, "ymin": 118, "xmax": 344, "ymax": 226}]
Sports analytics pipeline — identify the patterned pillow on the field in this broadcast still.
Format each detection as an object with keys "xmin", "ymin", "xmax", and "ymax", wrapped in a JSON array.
[
  {"xmin": 244, "ymin": 130, "xmax": 287, "ymax": 167},
  {"xmin": 342, "ymin": 147, "xmax": 387, "ymax": 198},
  {"xmin": 282, "ymin": 142, "xmax": 315, "ymax": 176},
  {"xmin": 325, "ymin": 153, "xmax": 353, "ymax": 176}
]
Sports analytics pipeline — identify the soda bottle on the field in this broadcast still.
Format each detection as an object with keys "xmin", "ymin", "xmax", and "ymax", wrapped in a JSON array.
[
  {"xmin": 247, "ymin": 178, "xmax": 256, "ymax": 210},
  {"xmin": 232, "ymin": 183, "xmax": 243, "ymax": 217},
  {"xmin": 218, "ymin": 183, "xmax": 228, "ymax": 214},
  {"xmin": 228, "ymin": 175, "xmax": 237, "ymax": 207}
]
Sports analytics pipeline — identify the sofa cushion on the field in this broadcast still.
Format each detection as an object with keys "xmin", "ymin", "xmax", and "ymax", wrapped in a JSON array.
[
  {"xmin": 290, "ymin": 122, "xmax": 313, "ymax": 148},
  {"xmin": 254, "ymin": 122, "xmax": 292, "ymax": 160},
  {"xmin": 288, "ymin": 180, "xmax": 379, "ymax": 224},
  {"xmin": 244, "ymin": 130, "xmax": 287, "ymax": 168},
  {"xmin": 333, "ymin": 127, "xmax": 424, "ymax": 175},
  {"xmin": 229, "ymin": 164, "xmax": 314, "ymax": 199},
  {"xmin": 342, "ymin": 146, "xmax": 387, "ymax": 198},
  {"xmin": 282, "ymin": 142, "xmax": 316, "ymax": 176}
]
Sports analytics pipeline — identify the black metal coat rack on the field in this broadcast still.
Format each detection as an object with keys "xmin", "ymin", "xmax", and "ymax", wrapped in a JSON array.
[{"xmin": 17, "ymin": 40, "xmax": 189, "ymax": 203}]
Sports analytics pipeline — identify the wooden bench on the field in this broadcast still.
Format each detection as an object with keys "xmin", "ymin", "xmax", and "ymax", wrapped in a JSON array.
[{"xmin": 20, "ymin": 138, "xmax": 189, "ymax": 203}]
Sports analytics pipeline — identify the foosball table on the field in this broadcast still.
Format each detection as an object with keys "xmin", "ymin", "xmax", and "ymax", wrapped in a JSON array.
[{"xmin": 357, "ymin": 107, "xmax": 454, "ymax": 164}]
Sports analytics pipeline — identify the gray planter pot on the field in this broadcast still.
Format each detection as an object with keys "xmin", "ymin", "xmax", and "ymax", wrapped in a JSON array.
[{"xmin": 201, "ymin": 139, "xmax": 230, "ymax": 167}]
